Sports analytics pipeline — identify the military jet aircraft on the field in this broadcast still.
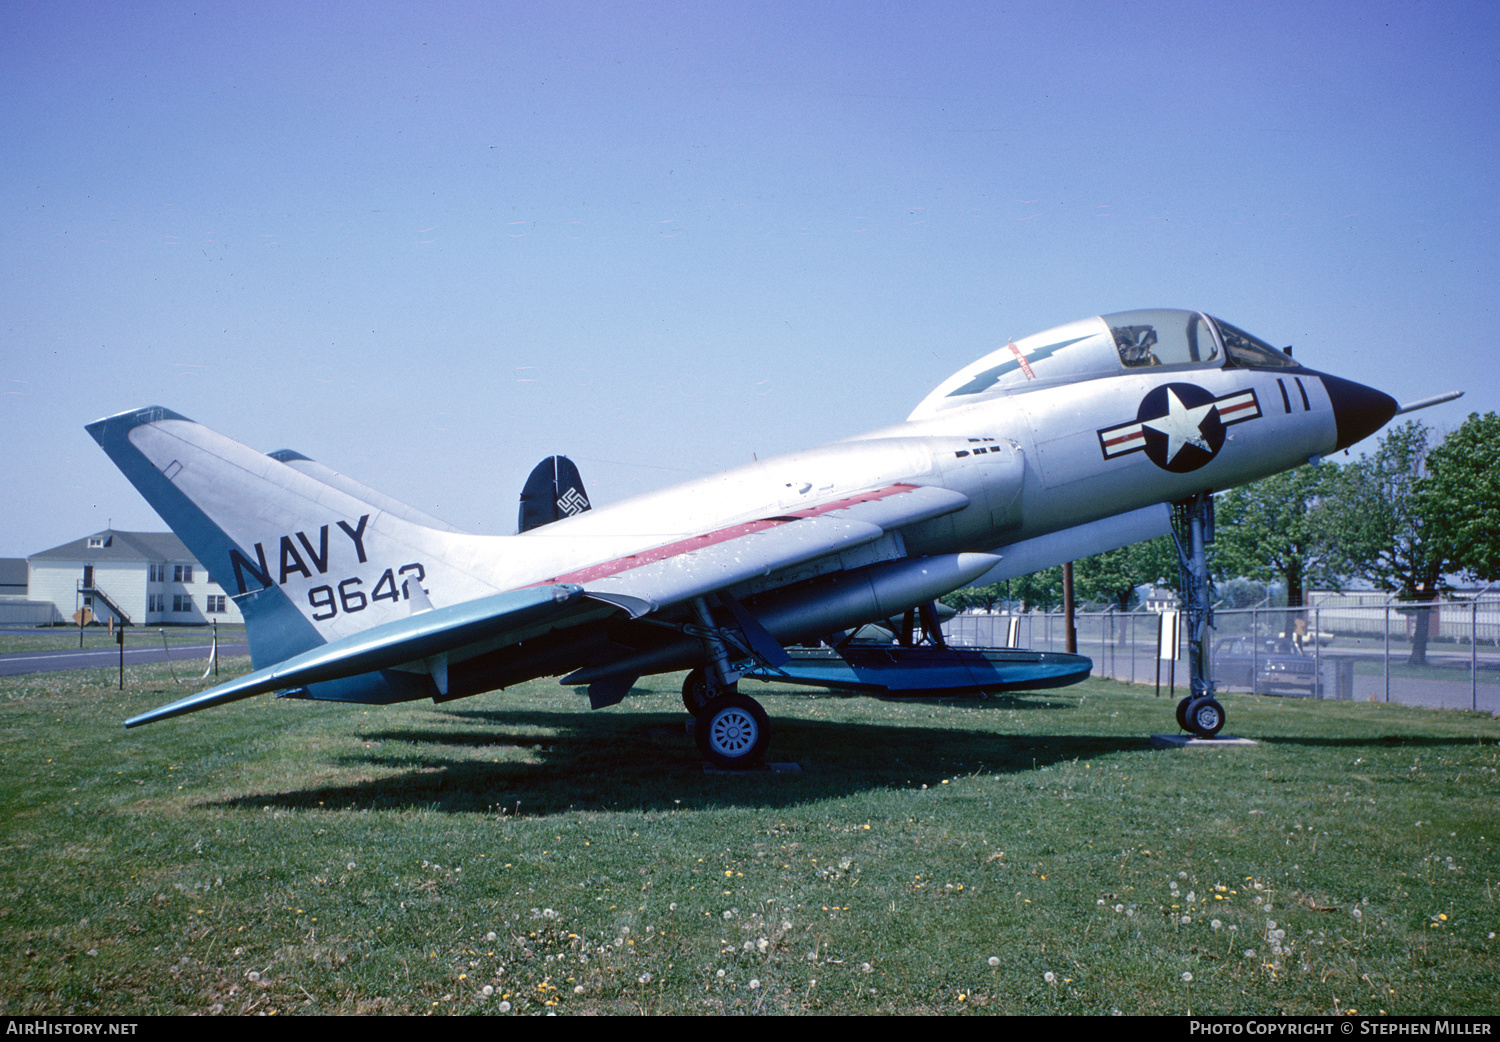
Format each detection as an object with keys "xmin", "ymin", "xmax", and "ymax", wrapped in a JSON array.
[{"xmin": 88, "ymin": 308, "xmax": 1416, "ymax": 766}]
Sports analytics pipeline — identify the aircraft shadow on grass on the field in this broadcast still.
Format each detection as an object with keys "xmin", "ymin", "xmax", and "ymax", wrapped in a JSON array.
[{"xmin": 210, "ymin": 701, "xmax": 1143, "ymax": 817}]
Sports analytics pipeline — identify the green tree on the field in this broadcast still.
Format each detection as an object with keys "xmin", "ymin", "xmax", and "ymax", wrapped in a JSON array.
[
  {"xmin": 1074, "ymin": 536, "xmax": 1179, "ymax": 610},
  {"xmin": 1328, "ymin": 421, "xmax": 1448, "ymax": 664},
  {"xmin": 1213, "ymin": 464, "xmax": 1343, "ymax": 609},
  {"xmin": 1419, "ymin": 411, "xmax": 1500, "ymax": 583},
  {"xmin": 1010, "ymin": 566, "xmax": 1065, "ymax": 612},
  {"xmin": 941, "ymin": 567, "xmax": 1067, "ymax": 613},
  {"xmin": 1219, "ymin": 578, "xmax": 1268, "ymax": 609},
  {"xmin": 940, "ymin": 582, "xmax": 1007, "ymax": 613},
  {"xmin": 943, "ymin": 537, "xmax": 1179, "ymax": 616}
]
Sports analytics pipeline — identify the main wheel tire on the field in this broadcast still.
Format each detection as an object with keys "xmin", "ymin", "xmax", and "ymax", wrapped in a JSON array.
[
  {"xmin": 682, "ymin": 668, "xmax": 711, "ymax": 716},
  {"xmin": 1175, "ymin": 696, "xmax": 1194, "ymax": 732},
  {"xmin": 682, "ymin": 668, "xmax": 736, "ymax": 716},
  {"xmin": 694, "ymin": 693, "xmax": 770, "ymax": 769},
  {"xmin": 1186, "ymin": 696, "xmax": 1225, "ymax": 739}
]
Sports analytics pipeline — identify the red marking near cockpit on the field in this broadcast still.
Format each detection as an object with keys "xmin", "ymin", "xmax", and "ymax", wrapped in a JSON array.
[{"xmin": 1007, "ymin": 342, "xmax": 1036, "ymax": 380}]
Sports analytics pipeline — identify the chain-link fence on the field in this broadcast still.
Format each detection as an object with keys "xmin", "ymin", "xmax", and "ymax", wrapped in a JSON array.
[{"xmin": 944, "ymin": 599, "xmax": 1500, "ymax": 715}]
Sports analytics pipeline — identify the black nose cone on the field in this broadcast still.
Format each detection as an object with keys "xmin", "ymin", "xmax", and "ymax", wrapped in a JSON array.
[{"xmin": 1318, "ymin": 373, "xmax": 1399, "ymax": 451}]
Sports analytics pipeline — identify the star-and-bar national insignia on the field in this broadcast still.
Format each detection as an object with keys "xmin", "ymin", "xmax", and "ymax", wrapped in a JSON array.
[{"xmin": 1097, "ymin": 383, "xmax": 1262, "ymax": 473}]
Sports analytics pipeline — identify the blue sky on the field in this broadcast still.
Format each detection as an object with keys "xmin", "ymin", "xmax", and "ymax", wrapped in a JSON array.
[{"xmin": 3, "ymin": 1, "xmax": 1495, "ymax": 557}]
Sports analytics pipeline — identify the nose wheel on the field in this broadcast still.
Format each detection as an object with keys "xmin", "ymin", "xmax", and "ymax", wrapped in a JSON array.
[{"xmin": 1177, "ymin": 695, "xmax": 1225, "ymax": 739}]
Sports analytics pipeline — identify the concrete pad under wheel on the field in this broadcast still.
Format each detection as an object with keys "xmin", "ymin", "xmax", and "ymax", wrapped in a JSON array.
[{"xmin": 1150, "ymin": 733, "xmax": 1259, "ymax": 749}]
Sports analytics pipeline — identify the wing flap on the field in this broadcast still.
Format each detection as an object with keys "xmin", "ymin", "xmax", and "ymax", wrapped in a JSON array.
[
  {"xmin": 568, "ymin": 484, "xmax": 971, "ymax": 616},
  {"xmin": 124, "ymin": 584, "xmax": 584, "ymax": 727}
]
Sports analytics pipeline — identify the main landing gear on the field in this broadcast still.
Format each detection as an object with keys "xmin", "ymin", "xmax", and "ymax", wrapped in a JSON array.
[
  {"xmin": 682, "ymin": 667, "xmax": 772, "ymax": 769},
  {"xmin": 680, "ymin": 595, "xmax": 780, "ymax": 769}
]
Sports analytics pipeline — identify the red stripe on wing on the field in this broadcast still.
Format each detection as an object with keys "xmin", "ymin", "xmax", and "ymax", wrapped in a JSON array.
[{"xmin": 537, "ymin": 483, "xmax": 919, "ymax": 586}]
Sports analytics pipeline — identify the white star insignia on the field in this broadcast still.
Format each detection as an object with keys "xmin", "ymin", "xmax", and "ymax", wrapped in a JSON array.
[{"xmin": 1142, "ymin": 389, "xmax": 1214, "ymax": 463}]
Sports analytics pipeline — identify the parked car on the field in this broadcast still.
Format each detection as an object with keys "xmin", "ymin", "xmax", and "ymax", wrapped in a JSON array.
[{"xmin": 1212, "ymin": 636, "xmax": 1321, "ymax": 697}]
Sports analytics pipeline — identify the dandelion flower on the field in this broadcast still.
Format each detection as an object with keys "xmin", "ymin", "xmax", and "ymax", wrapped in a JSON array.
[
  {"xmin": 482, "ymin": 985, "xmax": 494, "ymax": 997},
  {"xmin": 1211, "ymin": 919, "xmax": 1222, "ymax": 930},
  {"xmin": 749, "ymin": 979, "xmax": 761, "ymax": 990},
  {"xmin": 1044, "ymin": 971, "xmax": 1056, "ymax": 984},
  {"xmin": 498, "ymin": 1001, "xmax": 512, "ymax": 1013},
  {"xmin": 988, "ymin": 956, "xmax": 1001, "ymax": 968},
  {"xmin": 574, "ymin": 985, "xmax": 584, "ymax": 995},
  {"xmin": 1182, "ymin": 972, "xmax": 1193, "ymax": 983}
]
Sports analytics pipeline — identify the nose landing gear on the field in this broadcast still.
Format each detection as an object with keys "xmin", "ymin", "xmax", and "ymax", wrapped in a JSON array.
[{"xmin": 1172, "ymin": 493, "xmax": 1226, "ymax": 740}]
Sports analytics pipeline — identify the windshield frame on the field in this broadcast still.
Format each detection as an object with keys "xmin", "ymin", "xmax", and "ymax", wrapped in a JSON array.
[{"xmin": 1210, "ymin": 316, "xmax": 1302, "ymax": 370}]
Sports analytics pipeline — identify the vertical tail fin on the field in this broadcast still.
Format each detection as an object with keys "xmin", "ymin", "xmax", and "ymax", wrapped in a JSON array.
[
  {"xmin": 517, "ymin": 455, "xmax": 591, "ymax": 533},
  {"xmin": 267, "ymin": 449, "xmax": 467, "ymax": 533},
  {"xmin": 86, "ymin": 407, "xmax": 508, "ymax": 671}
]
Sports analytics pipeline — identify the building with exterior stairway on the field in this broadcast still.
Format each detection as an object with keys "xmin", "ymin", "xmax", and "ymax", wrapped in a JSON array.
[{"xmin": 25, "ymin": 530, "xmax": 243, "ymax": 626}]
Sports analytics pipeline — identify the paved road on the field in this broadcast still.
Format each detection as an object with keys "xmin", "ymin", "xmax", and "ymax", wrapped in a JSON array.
[{"xmin": 0, "ymin": 642, "xmax": 250, "ymax": 677}]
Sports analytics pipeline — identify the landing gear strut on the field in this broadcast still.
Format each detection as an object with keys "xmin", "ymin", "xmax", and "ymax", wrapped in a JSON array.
[
  {"xmin": 1171, "ymin": 492, "xmax": 1223, "ymax": 739},
  {"xmin": 683, "ymin": 597, "xmax": 774, "ymax": 768}
]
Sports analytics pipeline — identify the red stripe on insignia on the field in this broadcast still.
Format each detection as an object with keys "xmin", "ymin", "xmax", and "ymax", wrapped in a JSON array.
[{"xmin": 1102, "ymin": 429, "xmax": 1144, "ymax": 449}]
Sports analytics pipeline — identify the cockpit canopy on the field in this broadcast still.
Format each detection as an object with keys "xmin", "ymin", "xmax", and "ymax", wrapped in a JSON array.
[
  {"xmin": 1107, "ymin": 309, "xmax": 1219, "ymax": 368},
  {"xmin": 908, "ymin": 308, "xmax": 1297, "ymax": 419}
]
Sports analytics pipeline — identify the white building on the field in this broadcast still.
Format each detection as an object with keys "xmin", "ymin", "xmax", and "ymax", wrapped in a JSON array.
[{"xmin": 27, "ymin": 530, "xmax": 242, "ymax": 626}]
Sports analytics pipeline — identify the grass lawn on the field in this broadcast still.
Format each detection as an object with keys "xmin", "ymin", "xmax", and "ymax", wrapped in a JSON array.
[{"xmin": 1, "ymin": 662, "xmax": 1496, "ymax": 1015}]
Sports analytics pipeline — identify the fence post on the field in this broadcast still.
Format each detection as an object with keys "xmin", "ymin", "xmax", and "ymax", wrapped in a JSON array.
[
  {"xmin": 1384, "ymin": 602, "xmax": 1391, "ymax": 703},
  {"xmin": 1473, "ymin": 599, "xmax": 1479, "ymax": 712},
  {"xmin": 1314, "ymin": 606, "xmax": 1321, "ymax": 699},
  {"xmin": 1102, "ymin": 612, "xmax": 1109, "ymax": 680},
  {"xmin": 1252, "ymin": 608, "xmax": 1259, "ymax": 692}
]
